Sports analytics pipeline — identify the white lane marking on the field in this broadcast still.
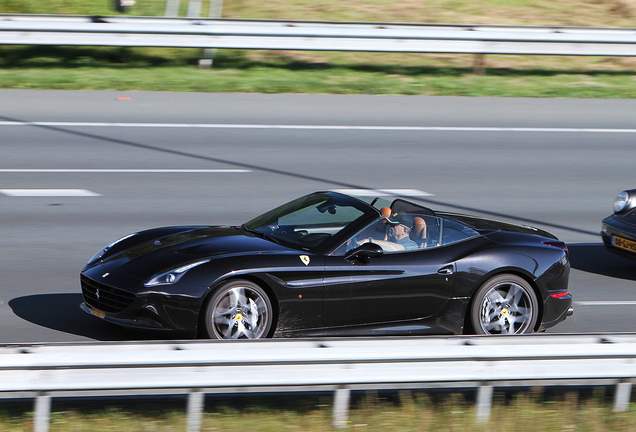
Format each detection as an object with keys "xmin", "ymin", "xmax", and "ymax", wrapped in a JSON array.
[
  {"xmin": 575, "ymin": 301, "xmax": 636, "ymax": 306},
  {"xmin": 0, "ymin": 189, "xmax": 101, "ymax": 197},
  {"xmin": 0, "ymin": 169, "xmax": 250, "ymax": 173},
  {"xmin": 332, "ymin": 189, "xmax": 434, "ymax": 197},
  {"xmin": 1, "ymin": 121, "xmax": 636, "ymax": 133}
]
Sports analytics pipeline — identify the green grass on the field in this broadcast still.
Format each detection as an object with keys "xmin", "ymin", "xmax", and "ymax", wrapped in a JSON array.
[
  {"xmin": 3, "ymin": 390, "xmax": 636, "ymax": 432},
  {"xmin": 1, "ymin": 46, "xmax": 636, "ymax": 97},
  {"xmin": 2, "ymin": 0, "xmax": 636, "ymax": 96}
]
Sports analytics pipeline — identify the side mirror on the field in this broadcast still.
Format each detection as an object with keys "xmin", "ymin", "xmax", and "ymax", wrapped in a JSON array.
[{"xmin": 345, "ymin": 242, "xmax": 383, "ymax": 262}]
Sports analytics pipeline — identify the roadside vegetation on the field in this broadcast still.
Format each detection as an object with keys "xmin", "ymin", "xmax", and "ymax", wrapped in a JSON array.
[
  {"xmin": 3, "ymin": 390, "xmax": 636, "ymax": 431},
  {"xmin": 1, "ymin": 0, "xmax": 636, "ymax": 96}
]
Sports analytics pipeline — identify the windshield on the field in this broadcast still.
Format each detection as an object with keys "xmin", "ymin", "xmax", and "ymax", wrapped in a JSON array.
[{"xmin": 244, "ymin": 192, "xmax": 375, "ymax": 253}]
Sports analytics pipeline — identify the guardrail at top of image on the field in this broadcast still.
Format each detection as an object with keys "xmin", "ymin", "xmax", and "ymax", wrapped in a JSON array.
[
  {"xmin": 2, "ymin": 14, "xmax": 636, "ymax": 40},
  {"xmin": 2, "ymin": 14, "xmax": 636, "ymax": 34},
  {"xmin": 1, "ymin": 14, "xmax": 636, "ymax": 56}
]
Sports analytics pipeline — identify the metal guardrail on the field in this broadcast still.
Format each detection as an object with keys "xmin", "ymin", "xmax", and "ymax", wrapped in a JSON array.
[
  {"xmin": 1, "ymin": 14, "xmax": 636, "ymax": 56},
  {"xmin": 4, "ymin": 334, "xmax": 636, "ymax": 432}
]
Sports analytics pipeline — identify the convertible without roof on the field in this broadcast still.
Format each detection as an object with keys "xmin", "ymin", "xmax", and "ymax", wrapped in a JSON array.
[{"xmin": 80, "ymin": 191, "xmax": 573, "ymax": 338}]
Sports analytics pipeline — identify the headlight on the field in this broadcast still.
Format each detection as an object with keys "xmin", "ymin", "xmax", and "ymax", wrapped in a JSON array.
[
  {"xmin": 144, "ymin": 260, "xmax": 210, "ymax": 287},
  {"xmin": 614, "ymin": 191, "xmax": 630, "ymax": 213},
  {"xmin": 86, "ymin": 233, "xmax": 137, "ymax": 266}
]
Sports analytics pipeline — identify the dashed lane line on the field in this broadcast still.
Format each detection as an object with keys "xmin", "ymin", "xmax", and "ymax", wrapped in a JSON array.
[
  {"xmin": 575, "ymin": 301, "xmax": 636, "ymax": 306},
  {"xmin": 0, "ymin": 189, "xmax": 101, "ymax": 197},
  {"xmin": 0, "ymin": 169, "xmax": 251, "ymax": 173},
  {"xmin": 332, "ymin": 189, "xmax": 434, "ymax": 197}
]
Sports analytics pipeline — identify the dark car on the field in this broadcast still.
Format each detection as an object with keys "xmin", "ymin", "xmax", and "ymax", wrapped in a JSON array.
[
  {"xmin": 602, "ymin": 189, "xmax": 636, "ymax": 259},
  {"xmin": 80, "ymin": 191, "xmax": 573, "ymax": 339}
]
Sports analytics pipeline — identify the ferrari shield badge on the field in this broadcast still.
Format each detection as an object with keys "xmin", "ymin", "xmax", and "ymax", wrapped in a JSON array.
[{"xmin": 299, "ymin": 255, "xmax": 310, "ymax": 266}]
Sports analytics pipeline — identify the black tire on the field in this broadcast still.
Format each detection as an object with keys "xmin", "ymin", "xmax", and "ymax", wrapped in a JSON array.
[
  {"xmin": 203, "ymin": 280, "xmax": 273, "ymax": 339},
  {"xmin": 470, "ymin": 274, "xmax": 538, "ymax": 335}
]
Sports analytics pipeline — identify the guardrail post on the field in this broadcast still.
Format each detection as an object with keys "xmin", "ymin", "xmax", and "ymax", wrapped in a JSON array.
[
  {"xmin": 186, "ymin": 389, "xmax": 205, "ymax": 432},
  {"xmin": 164, "ymin": 0, "xmax": 180, "ymax": 16},
  {"xmin": 34, "ymin": 392, "xmax": 51, "ymax": 432},
  {"xmin": 613, "ymin": 381, "xmax": 632, "ymax": 412},
  {"xmin": 199, "ymin": 0, "xmax": 224, "ymax": 68},
  {"xmin": 476, "ymin": 384, "xmax": 493, "ymax": 423},
  {"xmin": 333, "ymin": 387, "xmax": 351, "ymax": 429},
  {"xmin": 473, "ymin": 54, "xmax": 486, "ymax": 75},
  {"xmin": 187, "ymin": 0, "xmax": 202, "ymax": 18},
  {"xmin": 209, "ymin": 0, "xmax": 223, "ymax": 18}
]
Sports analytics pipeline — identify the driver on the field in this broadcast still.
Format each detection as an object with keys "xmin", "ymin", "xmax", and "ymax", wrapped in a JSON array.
[{"xmin": 358, "ymin": 214, "xmax": 418, "ymax": 251}]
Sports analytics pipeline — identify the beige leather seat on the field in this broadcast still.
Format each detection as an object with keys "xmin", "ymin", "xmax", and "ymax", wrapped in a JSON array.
[{"xmin": 412, "ymin": 216, "xmax": 427, "ymax": 247}]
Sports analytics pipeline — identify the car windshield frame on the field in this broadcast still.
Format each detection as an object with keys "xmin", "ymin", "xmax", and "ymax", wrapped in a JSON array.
[{"xmin": 243, "ymin": 192, "xmax": 380, "ymax": 254}]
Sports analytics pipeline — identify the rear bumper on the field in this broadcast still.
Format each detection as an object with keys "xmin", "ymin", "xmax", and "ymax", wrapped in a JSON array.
[{"xmin": 538, "ymin": 295, "xmax": 573, "ymax": 331}]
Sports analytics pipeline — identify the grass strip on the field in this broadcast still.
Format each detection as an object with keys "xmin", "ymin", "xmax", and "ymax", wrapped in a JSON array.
[
  {"xmin": 2, "ymin": 0, "xmax": 636, "ymax": 96},
  {"xmin": 2, "ymin": 389, "xmax": 636, "ymax": 432},
  {"xmin": 2, "ymin": 46, "xmax": 636, "ymax": 97}
]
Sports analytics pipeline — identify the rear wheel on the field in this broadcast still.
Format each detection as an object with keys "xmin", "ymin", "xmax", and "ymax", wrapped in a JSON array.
[
  {"xmin": 470, "ymin": 274, "xmax": 538, "ymax": 335},
  {"xmin": 203, "ymin": 280, "xmax": 273, "ymax": 339}
]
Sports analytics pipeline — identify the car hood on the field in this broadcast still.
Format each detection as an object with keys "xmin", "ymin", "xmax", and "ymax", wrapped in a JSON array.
[{"xmin": 99, "ymin": 226, "xmax": 293, "ymax": 279}]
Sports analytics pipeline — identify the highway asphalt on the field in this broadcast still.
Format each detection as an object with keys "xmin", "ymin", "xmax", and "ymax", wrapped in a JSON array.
[{"xmin": 1, "ymin": 89, "xmax": 635, "ymax": 343}]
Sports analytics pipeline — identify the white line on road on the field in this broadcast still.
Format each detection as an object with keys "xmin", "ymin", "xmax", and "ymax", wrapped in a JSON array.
[
  {"xmin": 2, "ymin": 121, "xmax": 636, "ymax": 133},
  {"xmin": 332, "ymin": 189, "xmax": 434, "ymax": 197},
  {"xmin": 0, "ymin": 169, "xmax": 251, "ymax": 173},
  {"xmin": 575, "ymin": 301, "xmax": 636, "ymax": 306},
  {"xmin": 0, "ymin": 189, "xmax": 101, "ymax": 197}
]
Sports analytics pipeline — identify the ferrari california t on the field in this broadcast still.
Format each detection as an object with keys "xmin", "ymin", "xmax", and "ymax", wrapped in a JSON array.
[{"xmin": 80, "ymin": 191, "xmax": 573, "ymax": 339}]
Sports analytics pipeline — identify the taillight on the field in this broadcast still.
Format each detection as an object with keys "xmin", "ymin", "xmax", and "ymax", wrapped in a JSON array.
[
  {"xmin": 543, "ymin": 241, "xmax": 569, "ymax": 257},
  {"xmin": 550, "ymin": 290, "xmax": 569, "ymax": 298}
]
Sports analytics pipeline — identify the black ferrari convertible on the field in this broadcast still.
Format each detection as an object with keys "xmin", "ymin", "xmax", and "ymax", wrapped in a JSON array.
[
  {"xmin": 602, "ymin": 189, "xmax": 636, "ymax": 259},
  {"xmin": 80, "ymin": 191, "xmax": 573, "ymax": 339}
]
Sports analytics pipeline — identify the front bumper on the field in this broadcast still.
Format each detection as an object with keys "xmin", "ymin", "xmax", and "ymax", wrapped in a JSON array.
[
  {"xmin": 601, "ymin": 216, "xmax": 636, "ymax": 260},
  {"xmin": 80, "ymin": 264, "xmax": 206, "ymax": 336},
  {"xmin": 80, "ymin": 301, "xmax": 173, "ymax": 331}
]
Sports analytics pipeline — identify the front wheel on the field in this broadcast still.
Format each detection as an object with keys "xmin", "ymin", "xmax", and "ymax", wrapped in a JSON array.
[
  {"xmin": 203, "ymin": 280, "xmax": 273, "ymax": 339},
  {"xmin": 470, "ymin": 274, "xmax": 538, "ymax": 335}
]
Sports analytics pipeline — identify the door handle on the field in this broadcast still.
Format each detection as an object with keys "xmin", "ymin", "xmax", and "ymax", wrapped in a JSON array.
[{"xmin": 437, "ymin": 266, "xmax": 454, "ymax": 275}]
